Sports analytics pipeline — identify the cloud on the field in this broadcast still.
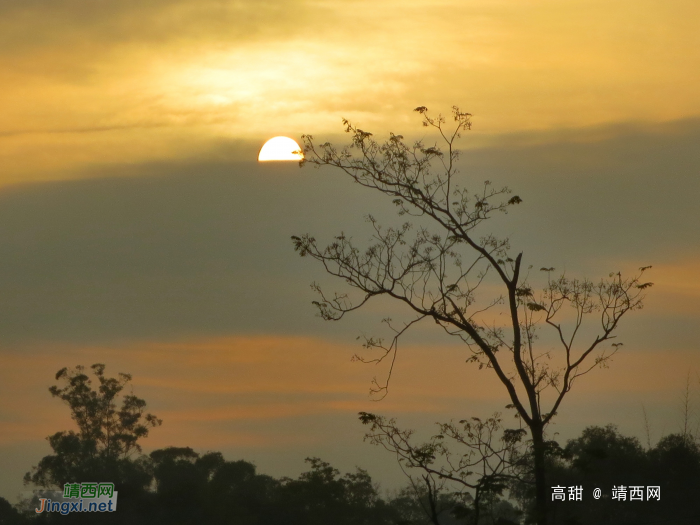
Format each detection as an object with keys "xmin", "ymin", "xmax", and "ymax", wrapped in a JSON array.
[
  {"xmin": 0, "ymin": 119, "xmax": 698, "ymax": 347},
  {"xmin": 0, "ymin": 0, "xmax": 309, "ymax": 55},
  {"xmin": 2, "ymin": 0, "xmax": 699, "ymax": 181},
  {"xmin": 0, "ymin": 335, "xmax": 490, "ymax": 449},
  {"xmin": 4, "ymin": 333, "xmax": 696, "ymax": 445}
]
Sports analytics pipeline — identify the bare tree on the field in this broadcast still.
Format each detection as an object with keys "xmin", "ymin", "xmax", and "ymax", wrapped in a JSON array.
[{"xmin": 292, "ymin": 106, "xmax": 652, "ymax": 525}]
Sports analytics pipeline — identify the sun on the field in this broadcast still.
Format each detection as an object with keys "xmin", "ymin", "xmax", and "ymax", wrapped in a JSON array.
[{"xmin": 257, "ymin": 136, "xmax": 304, "ymax": 161}]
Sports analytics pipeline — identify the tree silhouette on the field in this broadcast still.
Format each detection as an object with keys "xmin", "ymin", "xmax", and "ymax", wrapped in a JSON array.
[
  {"xmin": 24, "ymin": 364, "xmax": 161, "ymax": 489},
  {"xmin": 15, "ymin": 365, "xmax": 700, "ymax": 525},
  {"xmin": 18, "ymin": 365, "xmax": 405, "ymax": 524},
  {"xmin": 520, "ymin": 425, "xmax": 700, "ymax": 525},
  {"xmin": 277, "ymin": 457, "xmax": 399, "ymax": 525},
  {"xmin": 359, "ymin": 412, "xmax": 526, "ymax": 525},
  {"xmin": 292, "ymin": 106, "xmax": 652, "ymax": 525},
  {"xmin": 0, "ymin": 496, "xmax": 27, "ymax": 525}
]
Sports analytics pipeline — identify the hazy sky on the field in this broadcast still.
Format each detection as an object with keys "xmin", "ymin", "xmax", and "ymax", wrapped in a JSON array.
[{"xmin": 1, "ymin": 0, "xmax": 699, "ymax": 502}]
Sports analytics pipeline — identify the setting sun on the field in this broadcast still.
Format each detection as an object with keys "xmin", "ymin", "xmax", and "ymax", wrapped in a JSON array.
[{"xmin": 257, "ymin": 136, "xmax": 304, "ymax": 162}]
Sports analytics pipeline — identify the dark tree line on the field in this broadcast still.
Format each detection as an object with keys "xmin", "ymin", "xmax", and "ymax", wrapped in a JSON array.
[
  {"xmin": 1, "ymin": 364, "xmax": 451, "ymax": 525},
  {"xmin": 4, "ymin": 365, "xmax": 700, "ymax": 525},
  {"xmin": 5, "ymin": 430, "xmax": 700, "ymax": 525},
  {"xmin": 517, "ymin": 426, "xmax": 700, "ymax": 525},
  {"xmin": 6, "ymin": 449, "xmax": 428, "ymax": 525}
]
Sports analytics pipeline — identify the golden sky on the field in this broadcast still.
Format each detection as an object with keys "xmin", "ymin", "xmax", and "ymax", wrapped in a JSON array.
[
  {"xmin": 1, "ymin": 0, "xmax": 700, "ymax": 502},
  {"xmin": 1, "ymin": 0, "xmax": 699, "ymax": 182}
]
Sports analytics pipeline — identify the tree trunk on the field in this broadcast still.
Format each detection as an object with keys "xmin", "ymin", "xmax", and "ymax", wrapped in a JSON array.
[
  {"xmin": 473, "ymin": 488, "xmax": 481, "ymax": 525},
  {"xmin": 531, "ymin": 421, "xmax": 548, "ymax": 525}
]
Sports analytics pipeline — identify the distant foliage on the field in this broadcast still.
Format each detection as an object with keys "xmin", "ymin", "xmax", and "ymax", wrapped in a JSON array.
[
  {"xmin": 513, "ymin": 425, "xmax": 700, "ymax": 525},
  {"xmin": 16, "ymin": 365, "xmax": 698, "ymax": 525}
]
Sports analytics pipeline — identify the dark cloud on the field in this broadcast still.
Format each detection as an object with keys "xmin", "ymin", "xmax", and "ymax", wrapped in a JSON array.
[
  {"xmin": 0, "ymin": 161, "xmax": 360, "ymax": 345},
  {"xmin": 0, "ymin": 120, "xmax": 698, "ymax": 347},
  {"xmin": 462, "ymin": 118, "xmax": 700, "ymax": 267}
]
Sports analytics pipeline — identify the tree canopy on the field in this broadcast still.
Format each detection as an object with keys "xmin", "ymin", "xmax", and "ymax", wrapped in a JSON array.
[{"xmin": 24, "ymin": 364, "xmax": 161, "ymax": 490}]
